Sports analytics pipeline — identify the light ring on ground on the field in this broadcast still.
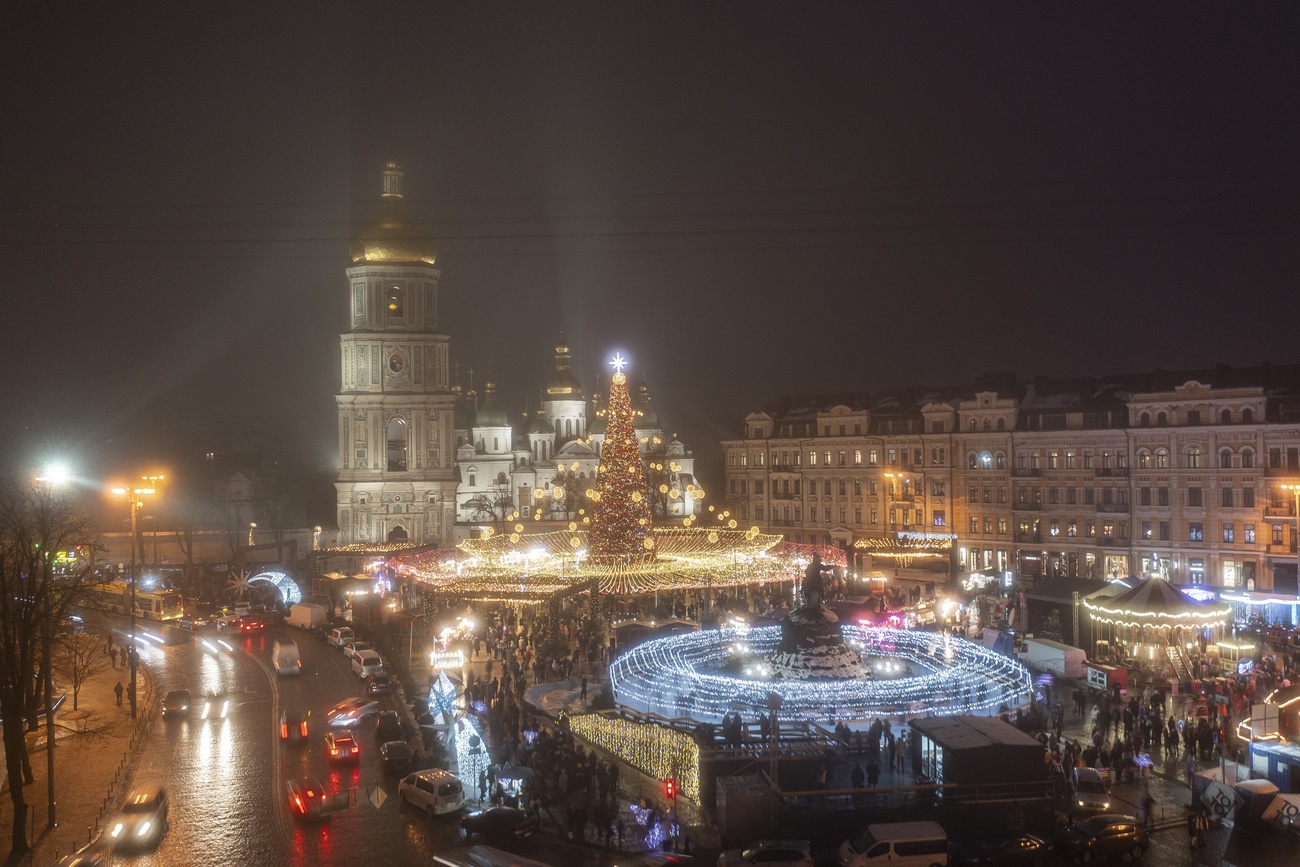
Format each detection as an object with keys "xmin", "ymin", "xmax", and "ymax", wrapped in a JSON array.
[
  {"xmin": 610, "ymin": 625, "xmax": 1032, "ymax": 723},
  {"xmin": 247, "ymin": 569, "xmax": 303, "ymax": 606}
]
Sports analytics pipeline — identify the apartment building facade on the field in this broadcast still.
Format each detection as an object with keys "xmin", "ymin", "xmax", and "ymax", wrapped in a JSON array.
[{"xmin": 722, "ymin": 366, "xmax": 1300, "ymax": 593}]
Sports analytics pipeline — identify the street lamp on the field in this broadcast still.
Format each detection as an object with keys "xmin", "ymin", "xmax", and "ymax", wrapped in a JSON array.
[
  {"xmin": 34, "ymin": 464, "xmax": 70, "ymax": 826},
  {"xmin": 1281, "ymin": 483, "xmax": 1300, "ymax": 592},
  {"xmin": 111, "ymin": 483, "xmax": 156, "ymax": 720},
  {"xmin": 248, "ymin": 522, "xmax": 257, "ymax": 547}
]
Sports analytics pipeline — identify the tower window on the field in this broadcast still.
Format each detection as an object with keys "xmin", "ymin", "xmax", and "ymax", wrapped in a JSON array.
[
  {"xmin": 387, "ymin": 285, "xmax": 406, "ymax": 319},
  {"xmin": 387, "ymin": 418, "xmax": 408, "ymax": 471}
]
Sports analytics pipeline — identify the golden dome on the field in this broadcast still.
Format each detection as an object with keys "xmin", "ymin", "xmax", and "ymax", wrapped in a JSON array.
[{"xmin": 350, "ymin": 161, "xmax": 438, "ymax": 265}]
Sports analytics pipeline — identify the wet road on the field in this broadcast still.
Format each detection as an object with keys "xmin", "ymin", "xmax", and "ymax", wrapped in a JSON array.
[{"xmin": 96, "ymin": 621, "xmax": 515, "ymax": 866}]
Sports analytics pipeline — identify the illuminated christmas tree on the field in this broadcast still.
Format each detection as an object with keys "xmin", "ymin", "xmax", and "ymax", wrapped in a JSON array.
[{"xmin": 590, "ymin": 354, "xmax": 656, "ymax": 565}]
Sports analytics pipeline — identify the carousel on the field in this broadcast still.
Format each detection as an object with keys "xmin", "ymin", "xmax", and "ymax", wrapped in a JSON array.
[{"xmin": 1083, "ymin": 576, "xmax": 1232, "ymax": 676}]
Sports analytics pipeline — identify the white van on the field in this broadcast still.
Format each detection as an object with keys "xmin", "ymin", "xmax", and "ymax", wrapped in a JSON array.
[
  {"xmin": 272, "ymin": 639, "xmax": 302, "ymax": 676},
  {"xmin": 328, "ymin": 627, "xmax": 354, "ymax": 648},
  {"xmin": 352, "ymin": 648, "xmax": 384, "ymax": 678},
  {"xmin": 838, "ymin": 821, "xmax": 949, "ymax": 867}
]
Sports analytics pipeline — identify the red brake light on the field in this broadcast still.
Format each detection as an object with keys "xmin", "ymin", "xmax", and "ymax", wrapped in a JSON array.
[
  {"xmin": 293, "ymin": 795, "xmax": 305, "ymax": 813},
  {"xmin": 300, "ymin": 722, "xmax": 308, "ymax": 736},
  {"xmin": 281, "ymin": 723, "xmax": 288, "ymax": 739},
  {"xmin": 330, "ymin": 748, "xmax": 339, "ymax": 755}
]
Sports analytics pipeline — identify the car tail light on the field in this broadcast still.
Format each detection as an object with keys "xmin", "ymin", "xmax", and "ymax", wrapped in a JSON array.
[
  {"xmin": 300, "ymin": 721, "xmax": 308, "ymax": 736},
  {"xmin": 281, "ymin": 723, "xmax": 288, "ymax": 739},
  {"xmin": 293, "ymin": 794, "xmax": 305, "ymax": 813},
  {"xmin": 330, "ymin": 748, "xmax": 339, "ymax": 755}
]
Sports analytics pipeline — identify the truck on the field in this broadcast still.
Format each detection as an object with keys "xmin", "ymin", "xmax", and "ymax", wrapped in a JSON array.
[
  {"xmin": 1020, "ymin": 637, "xmax": 1087, "ymax": 678},
  {"xmin": 287, "ymin": 602, "xmax": 327, "ymax": 630}
]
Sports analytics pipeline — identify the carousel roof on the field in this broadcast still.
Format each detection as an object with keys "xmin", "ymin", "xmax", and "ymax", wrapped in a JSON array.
[{"xmin": 1083, "ymin": 576, "xmax": 1232, "ymax": 625}]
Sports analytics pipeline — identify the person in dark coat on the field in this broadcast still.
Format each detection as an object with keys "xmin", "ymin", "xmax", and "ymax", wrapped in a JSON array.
[{"xmin": 866, "ymin": 760, "xmax": 880, "ymax": 788}]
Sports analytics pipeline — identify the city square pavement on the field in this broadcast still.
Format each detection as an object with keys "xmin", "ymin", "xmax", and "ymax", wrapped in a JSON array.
[{"xmin": 0, "ymin": 632, "xmax": 155, "ymax": 866}]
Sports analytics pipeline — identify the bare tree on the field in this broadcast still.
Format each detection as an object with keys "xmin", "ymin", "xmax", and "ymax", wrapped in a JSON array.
[
  {"xmin": 544, "ymin": 468, "xmax": 591, "ymax": 521},
  {"xmin": 0, "ymin": 477, "xmax": 97, "ymax": 854},
  {"xmin": 53, "ymin": 632, "xmax": 107, "ymax": 711}
]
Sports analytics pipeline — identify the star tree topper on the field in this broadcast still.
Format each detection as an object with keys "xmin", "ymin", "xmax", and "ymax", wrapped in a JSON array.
[{"xmin": 610, "ymin": 352, "xmax": 628, "ymax": 384}]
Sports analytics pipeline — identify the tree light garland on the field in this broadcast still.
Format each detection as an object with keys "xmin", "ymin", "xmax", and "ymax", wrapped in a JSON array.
[{"xmin": 610, "ymin": 626, "xmax": 1032, "ymax": 723}]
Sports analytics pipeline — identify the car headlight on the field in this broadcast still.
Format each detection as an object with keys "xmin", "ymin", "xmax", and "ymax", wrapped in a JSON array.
[
  {"xmin": 1102, "ymin": 801, "xmax": 1110, "ymax": 808},
  {"xmin": 137, "ymin": 820, "xmax": 152, "ymax": 837},
  {"xmin": 1078, "ymin": 800, "xmax": 1085, "ymax": 806},
  {"xmin": 111, "ymin": 822, "xmax": 124, "ymax": 838}
]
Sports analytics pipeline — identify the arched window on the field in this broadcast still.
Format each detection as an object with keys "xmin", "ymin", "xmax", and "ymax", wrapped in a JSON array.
[
  {"xmin": 983, "ymin": 418, "xmax": 992, "ymax": 432},
  {"xmin": 1139, "ymin": 412, "xmax": 1150, "ymax": 427},
  {"xmin": 968, "ymin": 419, "xmax": 977, "ymax": 431},
  {"xmin": 1219, "ymin": 449, "xmax": 1233, "ymax": 469},
  {"xmin": 1221, "ymin": 409, "xmax": 1232, "ymax": 425},
  {"xmin": 468, "ymin": 473, "xmax": 476, "ymax": 487},
  {"xmin": 493, "ymin": 436, "xmax": 499, "ymax": 451},
  {"xmin": 496, "ymin": 472, "xmax": 507, "ymax": 485},
  {"xmin": 968, "ymin": 452, "xmax": 978, "ymax": 469},
  {"xmin": 996, "ymin": 418, "xmax": 1006, "ymax": 431},
  {"xmin": 1187, "ymin": 447, "xmax": 1202, "ymax": 469},
  {"xmin": 980, "ymin": 452, "xmax": 992, "ymax": 469},
  {"xmin": 1242, "ymin": 448, "xmax": 1255, "ymax": 469},
  {"xmin": 387, "ymin": 525, "xmax": 409, "ymax": 542},
  {"xmin": 1243, "ymin": 408, "xmax": 1254, "ymax": 424},
  {"xmin": 995, "ymin": 452, "xmax": 1007, "ymax": 470},
  {"xmin": 1155, "ymin": 449, "xmax": 1169, "ymax": 469},
  {"xmin": 386, "ymin": 285, "xmax": 405, "ymax": 319},
  {"xmin": 1157, "ymin": 412, "xmax": 1168, "ymax": 427},
  {"xmin": 1137, "ymin": 449, "xmax": 1151, "ymax": 469},
  {"xmin": 386, "ymin": 418, "xmax": 408, "ymax": 471}
]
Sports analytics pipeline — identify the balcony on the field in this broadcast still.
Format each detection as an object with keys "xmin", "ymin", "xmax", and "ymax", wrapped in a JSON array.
[
  {"xmin": 1012, "ymin": 468, "xmax": 1043, "ymax": 477},
  {"xmin": 770, "ymin": 464, "xmax": 796, "ymax": 474},
  {"xmin": 771, "ymin": 492, "xmax": 795, "ymax": 501},
  {"xmin": 1012, "ymin": 502, "xmax": 1043, "ymax": 511},
  {"xmin": 1267, "ymin": 541, "xmax": 1298, "ymax": 555},
  {"xmin": 1014, "ymin": 532, "xmax": 1042, "ymax": 544},
  {"xmin": 1263, "ymin": 506, "xmax": 1298, "ymax": 519},
  {"xmin": 1099, "ymin": 537, "xmax": 1131, "ymax": 547},
  {"xmin": 1096, "ymin": 467, "xmax": 1129, "ymax": 478},
  {"xmin": 1096, "ymin": 503, "xmax": 1131, "ymax": 514}
]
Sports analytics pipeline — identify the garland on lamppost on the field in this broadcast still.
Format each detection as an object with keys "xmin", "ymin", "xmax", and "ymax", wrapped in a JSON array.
[{"xmin": 589, "ymin": 354, "xmax": 656, "ymax": 566}]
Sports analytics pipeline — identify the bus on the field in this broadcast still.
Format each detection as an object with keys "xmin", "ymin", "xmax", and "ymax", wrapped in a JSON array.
[{"xmin": 85, "ymin": 581, "xmax": 184, "ymax": 622}]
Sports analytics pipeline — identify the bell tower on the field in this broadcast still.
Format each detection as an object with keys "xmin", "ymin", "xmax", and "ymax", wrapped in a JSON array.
[{"xmin": 335, "ymin": 162, "xmax": 458, "ymax": 545}]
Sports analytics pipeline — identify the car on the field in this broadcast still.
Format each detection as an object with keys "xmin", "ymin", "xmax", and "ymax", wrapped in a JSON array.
[
  {"xmin": 214, "ymin": 612, "xmax": 241, "ymax": 630},
  {"xmin": 1072, "ymin": 767, "xmax": 1112, "ymax": 814},
  {"xmin": 951, "ymin": 833, "xmax": 1049, "ymax": 867},
  {"xmin": 380, "ymin": 740, "xmax": 414, "ymax": 774},
  {"xmin": 286, "ymin": 778, "xmax": 329, "ymax": 821},
  {"xmin": 718, "ymin": 840, "xmax": 814, "ymax": 867},
  {"xmin": 324, "ymin": 697, "xmax": 379, "ymax": 727},
  {"xmin": 366, "ymin": 672, "xmax": 396, "ymax": 695},
  {"xmin": 201, "ymin": 693, "xmax": 232, "ymax": 720},
  {"xmin": 324, "ymin": 730, "xmax": 360, "ymax": 763},
  {"xmin": 108, "ymin": 784, "xmax": 168, "ymax": 850},
  {"xmin": 280, "ymin": 708, "xmax": 309, "ymax": 742},
  {"xmin": 461, "ymin": 806, "xmax": 538, "ymax": 840},
  {"xmin": 238, "ymin": 616, "xmax": 266, "ymax": 633},
  {"xmin": 375, "ymin": 710, "xmax": 403, "ymax": 742},
  {"xmin": 400, "ymin": 769, "xmax": 467, "ymax": 818},
  {"xmin": 161, "ymin": 689, "xmax": 192, "ymax": 718},
  {"xmin": 1056, "ymin": 814, "xmax": 1149, "ymax": 862},
  {"xmin": 327, "ymin": 627, "xmax": 355, "ymax": 647},
  {"xmin": 342, "ymin": 639, "xmax": 372, "ymax": 659},
  {"xmin": 178, "ymin": 614, "xmax": 209, "ymax": 630}
]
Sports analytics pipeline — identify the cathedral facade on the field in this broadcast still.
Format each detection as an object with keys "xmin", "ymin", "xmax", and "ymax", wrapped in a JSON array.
[{"xmin": 336, "ymin": 165, "xmax": 700, "ymax": 546}]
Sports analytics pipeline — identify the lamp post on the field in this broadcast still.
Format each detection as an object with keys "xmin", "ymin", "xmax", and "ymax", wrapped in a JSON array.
[
  {"xmin": 112, "ymin": 483, "xmax": 156, "ymax": 720},
  {"xmin": 1281, "ymin": 483, "xmax": 1300, "ymax": 592},
  {"xmin": 35, "ymin": 464, "xmax": 71, "ymax": 826}
]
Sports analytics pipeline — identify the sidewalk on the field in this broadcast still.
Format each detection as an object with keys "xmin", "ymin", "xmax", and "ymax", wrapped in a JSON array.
[{"xmin": 0, "ymin": 640, "xmax": 155, "ymax": 866}]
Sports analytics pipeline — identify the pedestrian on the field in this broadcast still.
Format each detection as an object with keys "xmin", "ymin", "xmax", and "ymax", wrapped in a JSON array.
[
  {"xmin": 109, "ymin": 645, "xmax": 118, "ymax": 668},
  {"xmin": 126, "ymin": 681, "xmax": 136, "ymax": 709},
  {"xmin": 580, "ymin": 675, "xmax": 588, "ymax": 703},
  {"xmin": 866, "ymin": 759, "xmax": 880, "ymax": 788},
  {"xmin": 114, "ymin": 681, "xmax": 124, "ymax": 706},
  {"xmin": 1141, "ymin": 790, "xmax": 1156, "ymax": 831}
]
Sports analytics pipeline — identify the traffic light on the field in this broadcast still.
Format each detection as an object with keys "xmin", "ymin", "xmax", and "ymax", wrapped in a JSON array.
[{"xmin": 665, "ymin": 778, "xmax": 676, "ymax": 800}]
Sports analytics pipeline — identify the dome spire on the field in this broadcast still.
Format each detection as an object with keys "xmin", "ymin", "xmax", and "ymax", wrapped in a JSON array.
[{"xmin": 382, "ymin": 160, "xmax": 403, "ymax": 198}]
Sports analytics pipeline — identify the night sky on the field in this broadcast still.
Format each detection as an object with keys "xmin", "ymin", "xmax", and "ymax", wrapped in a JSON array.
[{"xmin": 3, "ymin": 3, "xmax": 1298, "ymax": 496}]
